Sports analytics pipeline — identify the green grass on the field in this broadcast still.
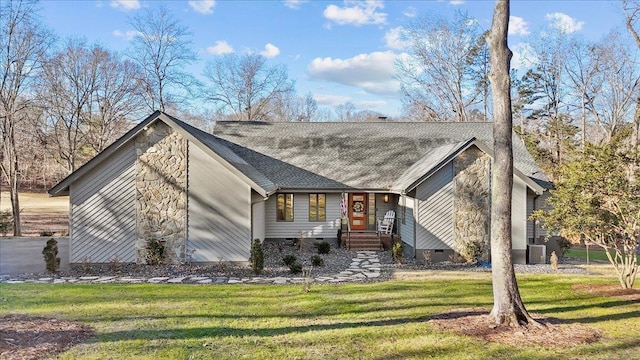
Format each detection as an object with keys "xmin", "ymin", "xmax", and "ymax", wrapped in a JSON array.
[
  {"xmin": 1, "ymin": 274, "xmax": 638, "ymax": 359},
  {"xmin": 566, "ymin": 248, "xmax": 639, "ymax": 263}
]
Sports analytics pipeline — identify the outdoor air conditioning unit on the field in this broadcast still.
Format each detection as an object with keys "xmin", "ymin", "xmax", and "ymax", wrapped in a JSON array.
[{"xmin": 528, "ymin": 244, "xmax": 546, "ymax": 264}]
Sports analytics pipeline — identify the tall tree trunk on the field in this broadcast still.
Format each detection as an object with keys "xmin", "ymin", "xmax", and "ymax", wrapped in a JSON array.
[
  {"xmin": 487, "ymin": 0, "xmax": 536, "ymax": 327},
  {"xmin": 624, "ymin": 0, "xmax": 640, "ymax": 158},
  {"xmin": 1, "ymin": 121, "xmax": 22, "ymax": 236}
]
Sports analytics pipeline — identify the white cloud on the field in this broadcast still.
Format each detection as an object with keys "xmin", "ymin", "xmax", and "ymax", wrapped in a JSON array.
[
  {"xmin": 112, "ymin": 29, "xmax": 140, "ymax": 40},
  {"xmin": 545, "ymin": 12, "xmax": 584, "ymax": 34},
  {"xmin": 403, "ymin": 6, "xmax": 417, "ymax": 18},
  {"xmin": 511, "ymin": 42, "xmax": 537, "ymax": 71},
  {"xmin": 110, "ymin": 0, "xmax": 140, "ymax": 11},
  {"xmin": 323, "ymin": 0, "xmax": 387, "ymax": 27},
  {"xmin": 260, "ymin": 43, "xmax": 280, "ymax": 58},
  {"xmin": 207, "ymin": 40, "xmax": 234, "ymax": 55},
  {"xmin": 450, "ymin": 0, "xmax": 465, "ymax": 5},
  {"xmin": 509, "ymin": 16, "xmax": 530, "ymax": 36},
  {"xmin": 307, "ymin": 51, "xmax": 400, "ymax": 96},
  {"xmin": 384, "ymin": 27, "xmax": 410, "ymax": 50},
  {"xmin": 314, "ymin": 94, "xmax": 352, "ymax": 106},
  {"xmin": 284, "ymin": 0, "xmax": 308, "ymax": 9},
  {"xmin": 189, "ymin": 0, "xmax": 216, "ymax": 14}
]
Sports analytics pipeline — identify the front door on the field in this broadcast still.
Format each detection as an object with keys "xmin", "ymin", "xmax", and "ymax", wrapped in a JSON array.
[{"xmin": 350, "ymin": 193, "xmax": 367, "ymax": 230}]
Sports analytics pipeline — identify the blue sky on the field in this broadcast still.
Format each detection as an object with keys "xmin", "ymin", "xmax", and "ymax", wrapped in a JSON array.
[{"xmin": 39, "ymin": 0, "xmax": 626, "ymax": 117}]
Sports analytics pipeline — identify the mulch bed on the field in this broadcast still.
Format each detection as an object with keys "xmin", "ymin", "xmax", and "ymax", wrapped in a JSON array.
[
  {"xmin": 572, "ymin": 283, "xmax": 640, "ymax": 302},
  {"xmin": 428, "ymin": 308, "xmax": 602, "ymax": 348},
  {"xmin": 0, "ymin": 314, "xmax": 94, "ymax": 360}
]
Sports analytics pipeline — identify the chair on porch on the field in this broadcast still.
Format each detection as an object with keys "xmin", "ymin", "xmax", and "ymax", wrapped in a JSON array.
[{"xmin": 377, "ymin": 210, "xmax": 395, "ymax": 235}]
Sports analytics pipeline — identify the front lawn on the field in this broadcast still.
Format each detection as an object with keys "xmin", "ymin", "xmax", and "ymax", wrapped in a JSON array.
[
  {"xmin": 1, "ymin": 274, "xmax": 638, "ymax": 359},
  {"xmin": 566, "ymin": 248, "xmax": 639, "ymax": 263}
]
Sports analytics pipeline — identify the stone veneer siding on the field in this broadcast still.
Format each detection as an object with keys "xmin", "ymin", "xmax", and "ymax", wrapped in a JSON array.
[
  {"xmin": 453, "ymin": 147, "xmax": 490, "ymax": 262},
  {"xmin": 135, "ymin": 122, "xmax": 187, "ymax": 263}
]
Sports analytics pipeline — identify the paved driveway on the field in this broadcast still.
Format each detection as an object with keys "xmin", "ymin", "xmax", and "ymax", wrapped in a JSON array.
[{"xmin": 0, "ymin": 237, "xmax": 69, "ymax": 275}]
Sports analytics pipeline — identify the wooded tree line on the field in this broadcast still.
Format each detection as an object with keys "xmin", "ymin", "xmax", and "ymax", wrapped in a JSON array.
[{"xmin": 1, "ymin": 0, "xmax": 639, "ymax": 239}]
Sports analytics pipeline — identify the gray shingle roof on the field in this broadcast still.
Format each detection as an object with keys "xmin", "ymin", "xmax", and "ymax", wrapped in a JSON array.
[{"xmin": 213, "ymin": 121, "xmax": 549, "ymax": 191}]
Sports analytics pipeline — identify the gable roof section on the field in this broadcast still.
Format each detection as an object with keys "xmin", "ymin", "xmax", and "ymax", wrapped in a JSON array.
[
  {"xmin": 213, "ymin": 121, "xmax": 549, "ymax": 192},
  {"xmin": 392, "ymin": 138, "xmax": 544, "ymax": 194},
  {"xmin": 49, "ymin": 111, "xmax": 276, "ymax": 197}
]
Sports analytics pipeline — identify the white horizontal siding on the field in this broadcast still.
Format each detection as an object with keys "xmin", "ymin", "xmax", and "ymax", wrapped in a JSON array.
[
  {"xmin": 70, "ymin": 142, "xmax": 136, "ymax": 263},
  {"xmin": 188, "ymin": 143, "xmax": 251, "ymax": 262},
  {"xmin": 265, "ymin": 193, "xmax": 341, "ymax": 239},
  {"xmin": 416, "ymin": 163, "xmax": 454, "ymax": 250}
]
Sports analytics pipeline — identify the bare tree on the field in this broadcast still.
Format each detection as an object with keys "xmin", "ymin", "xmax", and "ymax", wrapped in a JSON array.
[
  {"xmin": 129, "ymin": 6, "xmax": 198, "ymax": 112},
  {"xmin": 86, "ymin": 48, "xmax": 145, "ymax": 153},
  {"xmin": 564, "ymin": 38, "xmax": 602, "ymax": 149},
  {"xmin": 0, "ymin": 0, "xmax": 52, "ymax": 236},
  {"xmin": 396, "ymin": 11, "xmax": 488, "ymax": 122},
  {"xmin": 487, "ymin": 0, "xmax": 537, "ymax": 327},
  {"xmin": 586, "ymin": 32, "xmax": 639, "ymax": 144},
  {"xmin": 334, "ymin": 101, "xmax": 357, "ymax": 122},
  {"xmin": 265, "ymin": 91, "xmax": 319, "ymax": 122},
  {"xmin": 38, "ymin": 39, "xmax": 99, "ymax": 173},
  {"xmin": 203, "ymin": 53, "xmax": 294, "ymax": 121}
]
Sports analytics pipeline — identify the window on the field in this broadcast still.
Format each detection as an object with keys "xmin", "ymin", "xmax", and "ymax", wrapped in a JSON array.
[
  {"xmin": 368, "ymin": 193, "xmax": 376, "ymax": 228},
  {"xmin": 309, "ymin": 194, "xmax": 326, "ymax": 222},
  {"xmin": 277, "ymin": 193, "xmax": 294, "ymax": 221}
]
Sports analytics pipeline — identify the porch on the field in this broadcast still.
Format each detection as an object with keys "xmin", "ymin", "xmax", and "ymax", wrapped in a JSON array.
[
  {"xmin": 340, "ymin": 192, "xmax": 399, "ymax": 251},
  {"xmin": 340, "ymin": 230, "xmax": 398, "ymax": 251}
]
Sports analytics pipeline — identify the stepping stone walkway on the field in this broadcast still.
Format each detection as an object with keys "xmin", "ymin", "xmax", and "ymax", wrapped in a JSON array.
[{"xmin": 0, "ymin": 251, "xmax": 384, "ymax": 285}]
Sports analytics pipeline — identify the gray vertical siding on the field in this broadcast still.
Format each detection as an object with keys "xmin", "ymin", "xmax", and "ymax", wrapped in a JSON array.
[
  {"xmin": 398, "ymin": 195, "xmax": 415, "ymax": 247},
  {"xmin": 70, "ymin": 142, "xmax": 136, "ymax": 263},
  {"xmin": 511, "ymin": 175, "xmax": 527, "ymax": 250},
  {"xmin": 415, "ymin": 163, "xmax": 454, "ymax": 250},
  {"xmin": 252, "ymin": 192, "xmax": 266, "ymax": 242},
  {"xmin": 187, "ymin": 143, "xmax": 252, "ymax": 262},
  {"xmin": 264, "ymin": 192, "xmax": 341, "ymax": 239}
]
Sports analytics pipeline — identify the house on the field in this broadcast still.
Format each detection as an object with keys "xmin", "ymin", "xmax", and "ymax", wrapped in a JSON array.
[{"xmin": 49, "ymin": 111, "xmax": 550, "ymax": 265}]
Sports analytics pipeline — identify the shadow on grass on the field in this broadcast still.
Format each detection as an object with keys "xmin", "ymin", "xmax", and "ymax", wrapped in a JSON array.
[{"xmin": 99, "ymin": 315, "xmax": 433, "ymax": 342}]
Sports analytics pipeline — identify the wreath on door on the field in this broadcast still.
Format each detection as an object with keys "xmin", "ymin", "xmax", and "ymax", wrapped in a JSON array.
[{"xmin": 352, "ymin": 201, "xmax": 364, "ymax": 212}]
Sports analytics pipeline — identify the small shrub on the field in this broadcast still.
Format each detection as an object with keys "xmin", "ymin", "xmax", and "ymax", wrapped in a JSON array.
[
  {"xmin": 289, "ymin": 261, "xmax": 303, "ymax": 274},
  {"xmin": 448, "ymin": 253, "xmax": 464, "ymax": 263},
  {"xmin": 80, "ymin": 256, "xmax": 92, "ymax": 273},
  {"xmin": 0, "ymin": 211, "xmax": 12, "ymax": 235},
  {"xmin": 40, "ymin": 230, "xmax": 54, "ymax": 237},
  {"xmin": 217, "ymin": 257, "xmax": 228, "ymax": 273},
  {"xmin": 184, "ymin": 247, "xmax": 196, "ymax": 268},
  {"xmin": 315, "ymin": 241, "xmax": 331, "ymax": 254},
  {"xmin": 392, "ymin": 241, "xmax": 403, "ymax": 264},
  {"xmin": 302, "ymin": 266, "xmax": 312, "ymax": 292},
  {"xmin": 250, "ymin": 239, "xmax": 264, "ymax": 275},
  {"xmin": 422, "ymin": 250, "xmax": 432, "ymax": 264},
  {"xmin": 109, "ymin": 255, "xmax": 121, "ymax": 273},
  {"xmin": 550, "ymin": 251, "xmax": 559, "ymax": 270},
  {"xmin": 42, "ymin": 238, "xmax": 60, "ymax": 273},
  {"xmin": 145, "ymin": 238, "xmax": 166, "ymax": 266},
  {"xmin": 283, "ymin": 254, "xmax": 297, "ymax": 266},
  {"xmin": 311, "ymin": 255, "xmax": 324, "ymax": 267}
]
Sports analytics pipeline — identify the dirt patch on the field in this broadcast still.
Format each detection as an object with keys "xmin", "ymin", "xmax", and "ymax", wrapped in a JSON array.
[
  {"xmin": 0, "ymin": 314, "xmax": 94, "ymax": 360},
  {"xmin": 572, "ymin": 283, "xmax": 640, "ymax": 302},
  {"xmin": 429, "ymin": 308, "xmax": 601, "ymax": 348}
]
